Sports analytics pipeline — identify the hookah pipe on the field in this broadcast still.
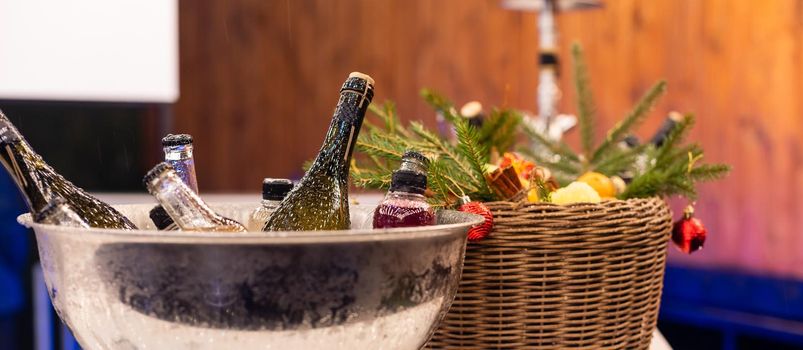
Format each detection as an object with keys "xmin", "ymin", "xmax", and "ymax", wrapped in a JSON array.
[{"xmin": 501, "ymin": 0, "xmax": 602, "ymax": 141}]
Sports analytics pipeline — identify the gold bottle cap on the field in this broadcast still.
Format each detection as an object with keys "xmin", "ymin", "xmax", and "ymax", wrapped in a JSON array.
[
  {"xmin": 348, "ymin": 72, "xmax": 374, "ymax": 85},
  {"xmin": 668, "ymin": 111, "xmax": 685, "ymax": 122},
  {"xmin": 460, "ymin": 101, "xmax": 483, "ymax": 119}
]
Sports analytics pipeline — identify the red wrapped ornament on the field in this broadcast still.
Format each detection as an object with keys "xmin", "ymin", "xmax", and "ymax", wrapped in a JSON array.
[
  {"xmin": 459, "ymin": 197, "xmax": 494, "ymax": 241},
  {"xmin": 672, "ymin": 204, "xmax": 707, "ymax": 254}
]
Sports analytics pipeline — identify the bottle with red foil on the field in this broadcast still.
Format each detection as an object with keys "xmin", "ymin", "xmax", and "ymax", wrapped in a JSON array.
[{"xmin": 372, "ymin": 151, "xmax": 435, "ymax": 229}]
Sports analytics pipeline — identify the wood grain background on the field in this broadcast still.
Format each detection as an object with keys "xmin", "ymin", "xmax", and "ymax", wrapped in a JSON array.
[{"xmin": 175, "ymin": 0, "xmax": 803, "ymax": 278}]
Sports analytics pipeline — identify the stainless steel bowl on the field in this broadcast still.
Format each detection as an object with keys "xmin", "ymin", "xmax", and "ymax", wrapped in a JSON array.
[{"xmin": 18, "ymin": 203, "xmax": 482, "ymax": 350}]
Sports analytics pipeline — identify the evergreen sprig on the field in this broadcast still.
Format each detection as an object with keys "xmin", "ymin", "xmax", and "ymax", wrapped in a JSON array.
[
  {"xmin": 478, "ymin": 108, "xmax": 523, "ymax": 154},
  {"xmin": 589, "ymin": 80, "xmax": 667, "ymax": 165},
  {"xmin": 351, "ymin": 43, "xmax": 729, "ymax": 204},
  {"xmin": 620, "ymin": 114, "xmax": 731, "ymax": 199},
  {"xmin": 572, "ymin": 43, "xmax": 597, "ymax": 157},
  {"xmin": 352, "ymin": 96, "xmax": 509, "ymax": 206},
  {"xmin": 521, "ymin": 44, "xmax": 727, "ymax": 200},
  {"xmin": 454, "ymin": 118, "xmax": 493, "ymax": 197}
]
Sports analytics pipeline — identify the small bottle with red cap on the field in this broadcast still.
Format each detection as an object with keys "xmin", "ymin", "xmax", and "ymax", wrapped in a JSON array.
[{"xmin": 372, "ymin": 151, "xmax": 436, "ymax": 229}]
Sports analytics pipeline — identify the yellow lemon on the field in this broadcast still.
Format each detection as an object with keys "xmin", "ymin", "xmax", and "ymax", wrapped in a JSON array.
[
  {"xmin": 527, "ymin": 188, "xmax": 540, "ymax": 203},
  {"xmin": 551, "ymin": 182, "xmax": 602, "ymax": 205},
  {"xmin": 577, "ymin": 172, "xmax": 616, "ymax": 198}
]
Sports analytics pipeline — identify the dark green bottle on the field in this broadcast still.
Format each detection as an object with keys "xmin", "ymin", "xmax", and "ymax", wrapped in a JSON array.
[
  {"xmin": 264, "ymin": 72, "xmax": 374, "ymax": 231},
  {"xmin": 0, "ymin": 109, "xmax": 136, "ymax": 229}
]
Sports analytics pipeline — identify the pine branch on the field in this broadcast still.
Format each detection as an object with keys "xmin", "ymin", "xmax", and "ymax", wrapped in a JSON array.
[
  {"xmin": 420, "ymin": 88, "xmax": 459, "ymax": 123},
  {"xmin": 356, "ymin": 132, "xmax": 408, "ymax": 161},
  {"xmin": 368, "ymin": 103, "xmax": 391, "ymax": 130},
  {"xmin": 408, "ymin": 121, "xmax": 475, "ymax": 174},
  {"xmin": 428, "ymin": 159, "xmax": 457, "ymax": 207},
  {"xmin": 351, "ymin": 166, "xmax": 393, "ymax": 189},
  {"xmin": 689, "ymin": 163, "xmax": 731, "ymax": 182},
  {"xmin": 454, "ymin": 119, "xmax": 493, "ymax": 197},
  {"xmin": 517, "ymin": 146, "xmax": 582, "ymax": 175},
  {"xmin": 479, "ymin": 108, "xmax": 522, "ymax": 154},
  {"xmin": 656, "ymin": 113, "xmax": 695, "ymax": 164},
  {"xmin": 572, "ymin": 43, "xmax": 597, "ymax": 156},
  {"xmin": 523, "ymin": 124, "xmax": 582, "ymax": 164},
  {"xmin": 592, "ymin": 144, "xmax": 646, "ymax": 176},
  {"xmin": 590, "ymin": 80, "xmax": 667, "ymax": 164}
]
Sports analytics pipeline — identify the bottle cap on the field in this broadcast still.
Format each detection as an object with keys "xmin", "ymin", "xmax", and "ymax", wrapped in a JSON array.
[
  {"xmin": 34, "ymin": 198, "xmax": 67, "ymax": 223},
  {"xmin": 389, "ymin": 170, "xmax": 427, "ymax": 195},
  {"xmin": 149, "ymin": 206, "xmax": 174, "ymax": 230},
  {"xmin": 348, "ymin": 72, "xmax": 374, "ymax": 86},
  {"xmin": 460, "ymin": 101, "xmax": 483, "ymax": 119},
  {"xmin": 162, "ymin": 134, "xmax": 193, "ymax": 147},
  {"xmin": 668, "ymin": 111, "xmax": 685, "ymax": 123},
  {"xmin": 623, "ymin": 135, "xmax": 640, "ymax": 148},
  {"xmin": 262, "ymin": 178, "xmax": 294, "ymax": 200},
  {"xmin": 143, "ymin": 162, "xmax": 175, "ymax": 192},
  {"xmin": 403, "ymin": 150, "xmax": 429, "ymax": 165},
  {"xmin": 342, "ymin": 72, "xmax": 375, "ymax": 101}
]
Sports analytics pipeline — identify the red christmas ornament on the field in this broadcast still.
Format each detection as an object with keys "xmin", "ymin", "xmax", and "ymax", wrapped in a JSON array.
[
  {"xmin": 672, "ymin": 205, "xmax": 707, "ymax": 254},
  {"xmin": 459, "ymin": 199, "xmax": 494, "ymax": 241}
]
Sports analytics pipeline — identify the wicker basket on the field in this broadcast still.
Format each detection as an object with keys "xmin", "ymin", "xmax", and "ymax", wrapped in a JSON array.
[{"xmin": 428, "ymin": 197, "xmax": 673, "ymax": 350}]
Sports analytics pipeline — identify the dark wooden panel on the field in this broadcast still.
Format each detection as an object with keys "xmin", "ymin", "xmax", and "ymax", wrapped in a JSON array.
[
  {"xmin": 176, "ymin": 0, "xmax": 803, "ymax": 277},
  {"xmin": 175, "ymin": 0, "xmax": 538, "ymax": 191}
]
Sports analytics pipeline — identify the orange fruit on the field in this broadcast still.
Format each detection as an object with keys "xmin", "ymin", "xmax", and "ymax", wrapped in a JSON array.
[{"xmin": 577, "ymin": 172, "xmax": 616, "ymax": 198}]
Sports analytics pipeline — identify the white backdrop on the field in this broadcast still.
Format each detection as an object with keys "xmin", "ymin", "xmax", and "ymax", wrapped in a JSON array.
[{"xmin": 0, "ymin": 0, "xmax": 178, "ymax": 103}]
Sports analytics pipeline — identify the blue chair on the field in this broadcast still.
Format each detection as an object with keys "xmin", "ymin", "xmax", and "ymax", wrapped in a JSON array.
[{"xmin": 0, "ymin": 171, "xmax": 80, "ymax": 350}]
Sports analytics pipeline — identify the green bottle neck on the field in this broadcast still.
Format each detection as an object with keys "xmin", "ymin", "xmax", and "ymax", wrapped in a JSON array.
[
  {"xmin": 306, "ymin": 85, "xmax": 372, "ymax": 180},
  {"xmin": 0, "ymin": 121, "xmax": 51, "ymax": 213}
]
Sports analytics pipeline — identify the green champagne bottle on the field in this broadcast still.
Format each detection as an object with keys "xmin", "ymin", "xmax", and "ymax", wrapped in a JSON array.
[
  {"xmin": 264, "ymin": 72, "xmax": 374, "ymax": 231},
  {"xmin": 0, "ymin": 109, "xmax": 137, "ymax": 229}
]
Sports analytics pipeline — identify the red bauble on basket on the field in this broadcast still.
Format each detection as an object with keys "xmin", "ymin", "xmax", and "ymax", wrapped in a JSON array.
[
  {"xmin": 459, "ymin": 200, "xmax": 494, "ymax": 241},
  {"xmin": 672, "ymin": 204, "xmax": 707, "ymax": 254}
]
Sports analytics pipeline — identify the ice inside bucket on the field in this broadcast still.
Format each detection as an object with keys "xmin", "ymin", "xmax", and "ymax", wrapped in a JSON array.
[{"xmin": 18, "ymin": 203, "xmax": 482, "ymax": 350}]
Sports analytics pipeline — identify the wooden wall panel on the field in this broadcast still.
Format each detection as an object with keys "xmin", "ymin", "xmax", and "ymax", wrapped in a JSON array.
[
  {"xmin": 176, "ymin": 0, "xmax": 538, "ymax": 190},
  {"xmin": 176, "ymin": 0, "xmax": 803, "ymax": 278}
]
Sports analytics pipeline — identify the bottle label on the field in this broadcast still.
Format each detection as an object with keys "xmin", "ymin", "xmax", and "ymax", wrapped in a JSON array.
[{"xmin": 343, "ymin": 126, "xmax": 355, "ymax": 161}]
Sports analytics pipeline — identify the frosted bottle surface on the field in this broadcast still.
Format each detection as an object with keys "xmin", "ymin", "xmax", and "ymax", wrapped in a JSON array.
[
  {"xmin": 144, "ymin": 162, "xmax": 246, "ymax": 232},
  {"xmin": 34, "ymin": 198, "xmax": 90, "ymax": 228},
  {"xmin": 0, "ymin": 109, "xmax": 136, "ymax": 229},
  {"xmin": 264, "ymin": 72, "xmax": 374, "ymax": 231},
  {"xmin": 150, "ymin": 133, "xmax": 199, "ymax": 230},
  {"xmin": 373, "ymin": 192, "xmax": 435, "ymax": 229},
  {"xmin": 373, "ymin": 151, "xmax": 435, "ymax": 229},
  {"xmin": 248, "ymin": 178, "xmax": 293, "ymax": 231}
]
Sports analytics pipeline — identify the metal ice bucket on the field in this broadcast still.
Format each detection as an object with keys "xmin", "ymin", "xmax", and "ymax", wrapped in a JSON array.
[{"xmin": 18, "ymin": 203, "xmax": 482, "ymax": 350}]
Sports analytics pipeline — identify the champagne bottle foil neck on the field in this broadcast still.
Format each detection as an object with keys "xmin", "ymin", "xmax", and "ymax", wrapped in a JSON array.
[
  {"xmin": 341, "ymin": 74, "xmax": 375, "ymax": 103},
  {"xmin": 348, "ymin": 72, "xmax": 374, "ymax": 85}
]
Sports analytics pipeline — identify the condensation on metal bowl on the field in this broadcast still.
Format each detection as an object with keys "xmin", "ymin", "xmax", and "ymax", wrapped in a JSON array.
[{"xmin": 18, "ymin": 203, "xmax": 482, "ymax": 350}]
